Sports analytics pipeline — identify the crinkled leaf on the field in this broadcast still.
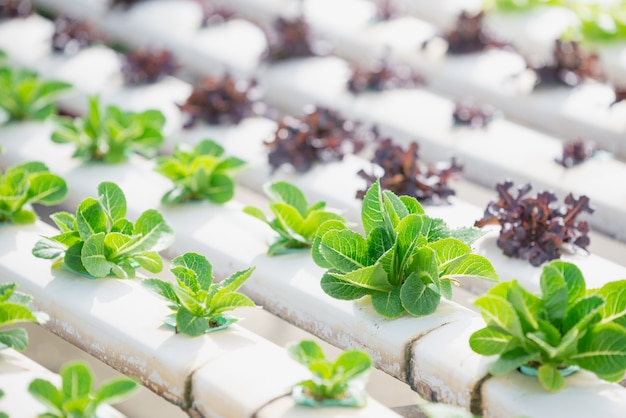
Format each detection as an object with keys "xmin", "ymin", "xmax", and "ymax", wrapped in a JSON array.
[
  {"xmin": 320, "ymin": 272, "xmax": 370, "ymax": 300},
  {"xmin": 573, "ymin": 323, "xmax": 626, "ymax": 381},
  {"xmin": 76, "ymin": 198, "xmax": 107, "ymax": 241},
  {"xmin": 319, "ymin": 229, "xmax": 369, "ymax": 274},
  {"xmin": 172, "ymin": 252, "xmax": 213, "ymax": 291},
  {"xmin": 329, "ymin": 263, "xmax": 392, "ymax": 292}
]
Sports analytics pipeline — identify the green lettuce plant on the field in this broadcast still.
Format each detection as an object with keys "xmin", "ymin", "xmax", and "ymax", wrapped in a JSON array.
[
  {"xmin": 0, "ymin": 66, "xmax": 71, "ymax": 122},
  {"xmin": 288, "ymin": 340, "xmax": 372, "ymax": 407},
  {"xmin": 143, "ymin": 252, "xmax": 256, "ymax": 336},
  {"xmin": 482, "ymin": 0, "xmax": 563, "ymax": 13},
  {"xmin": 244, "ymin": 181, "xmax": 348, "ymax": 255},
  {"xmin": 0, "ymin": 282, "xmax": 48, "ymax": 351},
  {"xmin": 470, "ymin": 260, "xmax": 626, "ymax": 392},
  {"xmin": 567, "ymin": 4, "xmax": 626, "ymax": 44},
  {"xmin": 51, "ymin": 96, "xmax": 165, "ymax": 163},
  {"xmin": 28, "ymin": 361, "xmax": 138, "ymax": 418},
  {"xmin": 155, "ymin": 139, "xmax": 245, "ymax": 204},
  {"xmin": 32, "ymin": 181, "xmax": 174, "ymax": 278},
  {"xmin": 0, "ymin": 161, "xmax": 68, "ymax": 225},
  {"xmin": 312, "ymin": 180, "xmax": 497, "ymax": 318}
]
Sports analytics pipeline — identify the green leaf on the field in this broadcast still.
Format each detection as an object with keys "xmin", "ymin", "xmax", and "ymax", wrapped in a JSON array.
[
  {"xmin": 50, "ymin": 212, "xmax": 76, "ymax": 233},
  {"xmin": 172, "ymin": 285, "xmax": 205, "ymax": 316},
  {"xmin": 549, "ymin": 260, "xmax": 586, "ymax": 307},
  {"xmin": 94, "ymin": 378, "xmax": 138, "ymax": 405},
  {"xmin": 563, "ymin": 295, "xmax": 604, "ymax": 334},
  {"xmin": 0, "ymin": 328, "xmax": 28, "ymax": 351},
  {"xmin": 441, "ymin": 253, "xmax": 499, "ymax": 283},
  {"xmin": 400, "ymin": 272, "xmax": 441, "ymax": 316},
  {"xmin": 61, "ymin": 362, "xmax": 93, "ymax": 400},
  {"xmin": 271, "ymin": 202, "xmax": 305, "ymax": 242},
  {"xmin": 382, "ymin": 190, "xmax": 409, "ymax": 228},
  {"xmin": 28, "ymin": 379, "xmax": 63, "ymax": 414},
  {"xmin": 64, "ymin": 242, "xmax": 89, "ymax": 275},
  {"xmin": 217, "ymin": 267, "xmax": 254, "ymax": 294},
  {"xmin": 366, "ymin": 226, "xmax": 394, "ymax": 261},
  {"xmin": 426, "ymin": 238, "xmax": 471, "ymax": 269},
  {"xmin": 311, "ymin": 220, "xmax": 348, "ymax": 269},
  {"xmin": 596, "ymin": 280, "xmax": 626, "ymax": 326},
  {"xmin": 489, "ymin": 347, "xmax": 537, "ymax": 376},
  {"xmin": 172, "ymin": 252, "xmax": 213, "ymax": 291},
  {"xmin": 538, "ymin": 364, "xmax": 565, "ymax": 393},
  {"xmin": 573, "ymin": 323, "xmax": 626, "ymax": 380},
  {"xmin": 361, "ymin": 180, "xmax": 386, "ymax": 235},
  {"xmin": 133, "ymin": 251, "xmax": 163, "ymax": 273},
  {"xmin": 371, "ymin": 287, "xmax": 404, "ymax": 319},
  {"xmin": 98, "ymin": 182, "xmax": 127, "ymax": 224},
  {"xmin": 81, "ymin": 233, "xmax": 116, "ymax": 277},
  {"xmin": 329, "ymin": 263, "xmax": 392, "ymax": 292},
  {"xmin": 131, "ymin": 209, "xmax": 174, "ymax": 253},
  {"xmin": 243, "ymin": 206, "xmax": 267, "ymax": 223},
  {"xmin": 507, "ymin": 281, "xmax": 541, "ymax": 332},
  {"xmin": 176, "ymin": 306, "xmax": 209, "ymax": 337},
  {"xmin": 474, "ymin": 294, "xmax": 524, "ymax": 340},
  {"xmin": 540, "ymin": 264, "xmax": 569, "ymax": 324},
  {"xmin": 399, "ymin": 195, "xmax": 424, "ymax": 215},
  {"xmin": 27, "ymin": 173, "xmax": 67, "ymax": 205},
  {"xmin": 0, "ymin": 303, "xmax": 38, "ymax": 328},
  {"xmin": 76, "ymin": 198, "xmax": 107, "ymax": 241},
  {"xmin": 320, "ymin": 272, "xmax": 370, "ymax": 301},
  {"xmin": 32, "ymin": 237, "xmax": 67, "ymax": 261},
  {"xmin": 265, "ymin": 181, "xmax": 308, "ymax": 216},
  {"xmin": 211, "ymin": 292, "xmax": 255, "ymax": 314},
  {"xmin": 300, "ymin": 211, "xmax": 345, "ymax": 240},
  {"xmin": 10, "ymin": 209, "xmax": 36, "ymax": 225},
  {"xmin": 206, "ymin": 173, "xmax": 235, "ymax": 204},
  {"xmin": 469, "ymin": 327, "xmax": 512, "ymax": 356},
  {"xmin": 143, "ymin": 278, "xmax": 179, "ymax": 303},
  {"xmin": 319, "ymin": 229, "xmax": 369, "ymax": 274},
  {"xmin": 334, "ymin": 350, "xmax": 372, "ymax": 381},
  {"xmin": 288, "ymin": 340, "xmax": 325, "ymax": 366}
]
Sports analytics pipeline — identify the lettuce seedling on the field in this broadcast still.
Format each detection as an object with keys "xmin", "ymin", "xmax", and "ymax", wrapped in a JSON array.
[
  {"xmin": 155, "ymin": 139, "xmax": 245, "ymax": 204},
  {"xmin": 313, "ymin": 180, "xmax": 498, "ymax": 318},
  {"xmin": 470, "ymin": 260, "xmax": 626, "ymax": 392},
  {"xmin": 0, "ymin": 67, "xmax": 71, "ymax": 122},
  {"xmin": 0, "ymin": 161, "xmax": 68, "ymax": 225},
  {"xmin": 244, "ymin": 181, "xmax": 348, "ymax": 256},
  {"xmin": 0, "ymin": 282, "xmax": 48, "ymax": 351},
  {"xmin": 32, "ymin": 182, "xmax": 174, "ymax": 278},
  {"xmin": 288, "ymin": 340, "xmax": 372, "ymax": 407},
  {"xmin": 28, "ymin": 361, "xmax": 138, "ymax": 418},
  {"xmin": 51, "ymin": 96, "xmax": 165, "ymax": 163},
  {"xmin": 143, "ymin": 252, "xmax": 256, "ymax": 336}
]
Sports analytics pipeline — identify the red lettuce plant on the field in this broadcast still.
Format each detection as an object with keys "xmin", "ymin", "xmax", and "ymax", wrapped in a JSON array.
[
  {"xmin": 445, "ymin": 11, "xmax": 500, "ymax": 54},
  {"xmin": 52, "ymin": 16, "xmax": 102, "ymax": 55},
  {"xmin": 347, "ymin": 58, "xmax": 423, "ymax": 94},
  {"xmin": 0, "ymin": 0, "xmax": 32, "ymax": 18},
  {"xmin": 122, "ymin": 48, "xmax": 178, "ymax": 85},
  {"xmin": 555, "ymin": 139, "xmax": 598, "ymax": 168},
  {"xmin": 263, "ymin": 17, "xmax": 316, "ymax": 62},
  {"xmin": 356, "ymin": 138, "xmax": 462, "ymax": 204},
  {"xmin": 475, "ymin": 181, "xmax": 594, "ymax": 266},
  {"xmin": 178, "ymin": 75, "xmax": 258, "ymax": 127},
  {"xmin": 530, "ymin": 40, "xmax": 603, "ymax": 87},
  {"xmin": 452, "ymin": 100, "xmax": 496, "ymax": 128},
  {"xmin": 266, "ymin": 106, "xmax": 371, "ymax": 173}
]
